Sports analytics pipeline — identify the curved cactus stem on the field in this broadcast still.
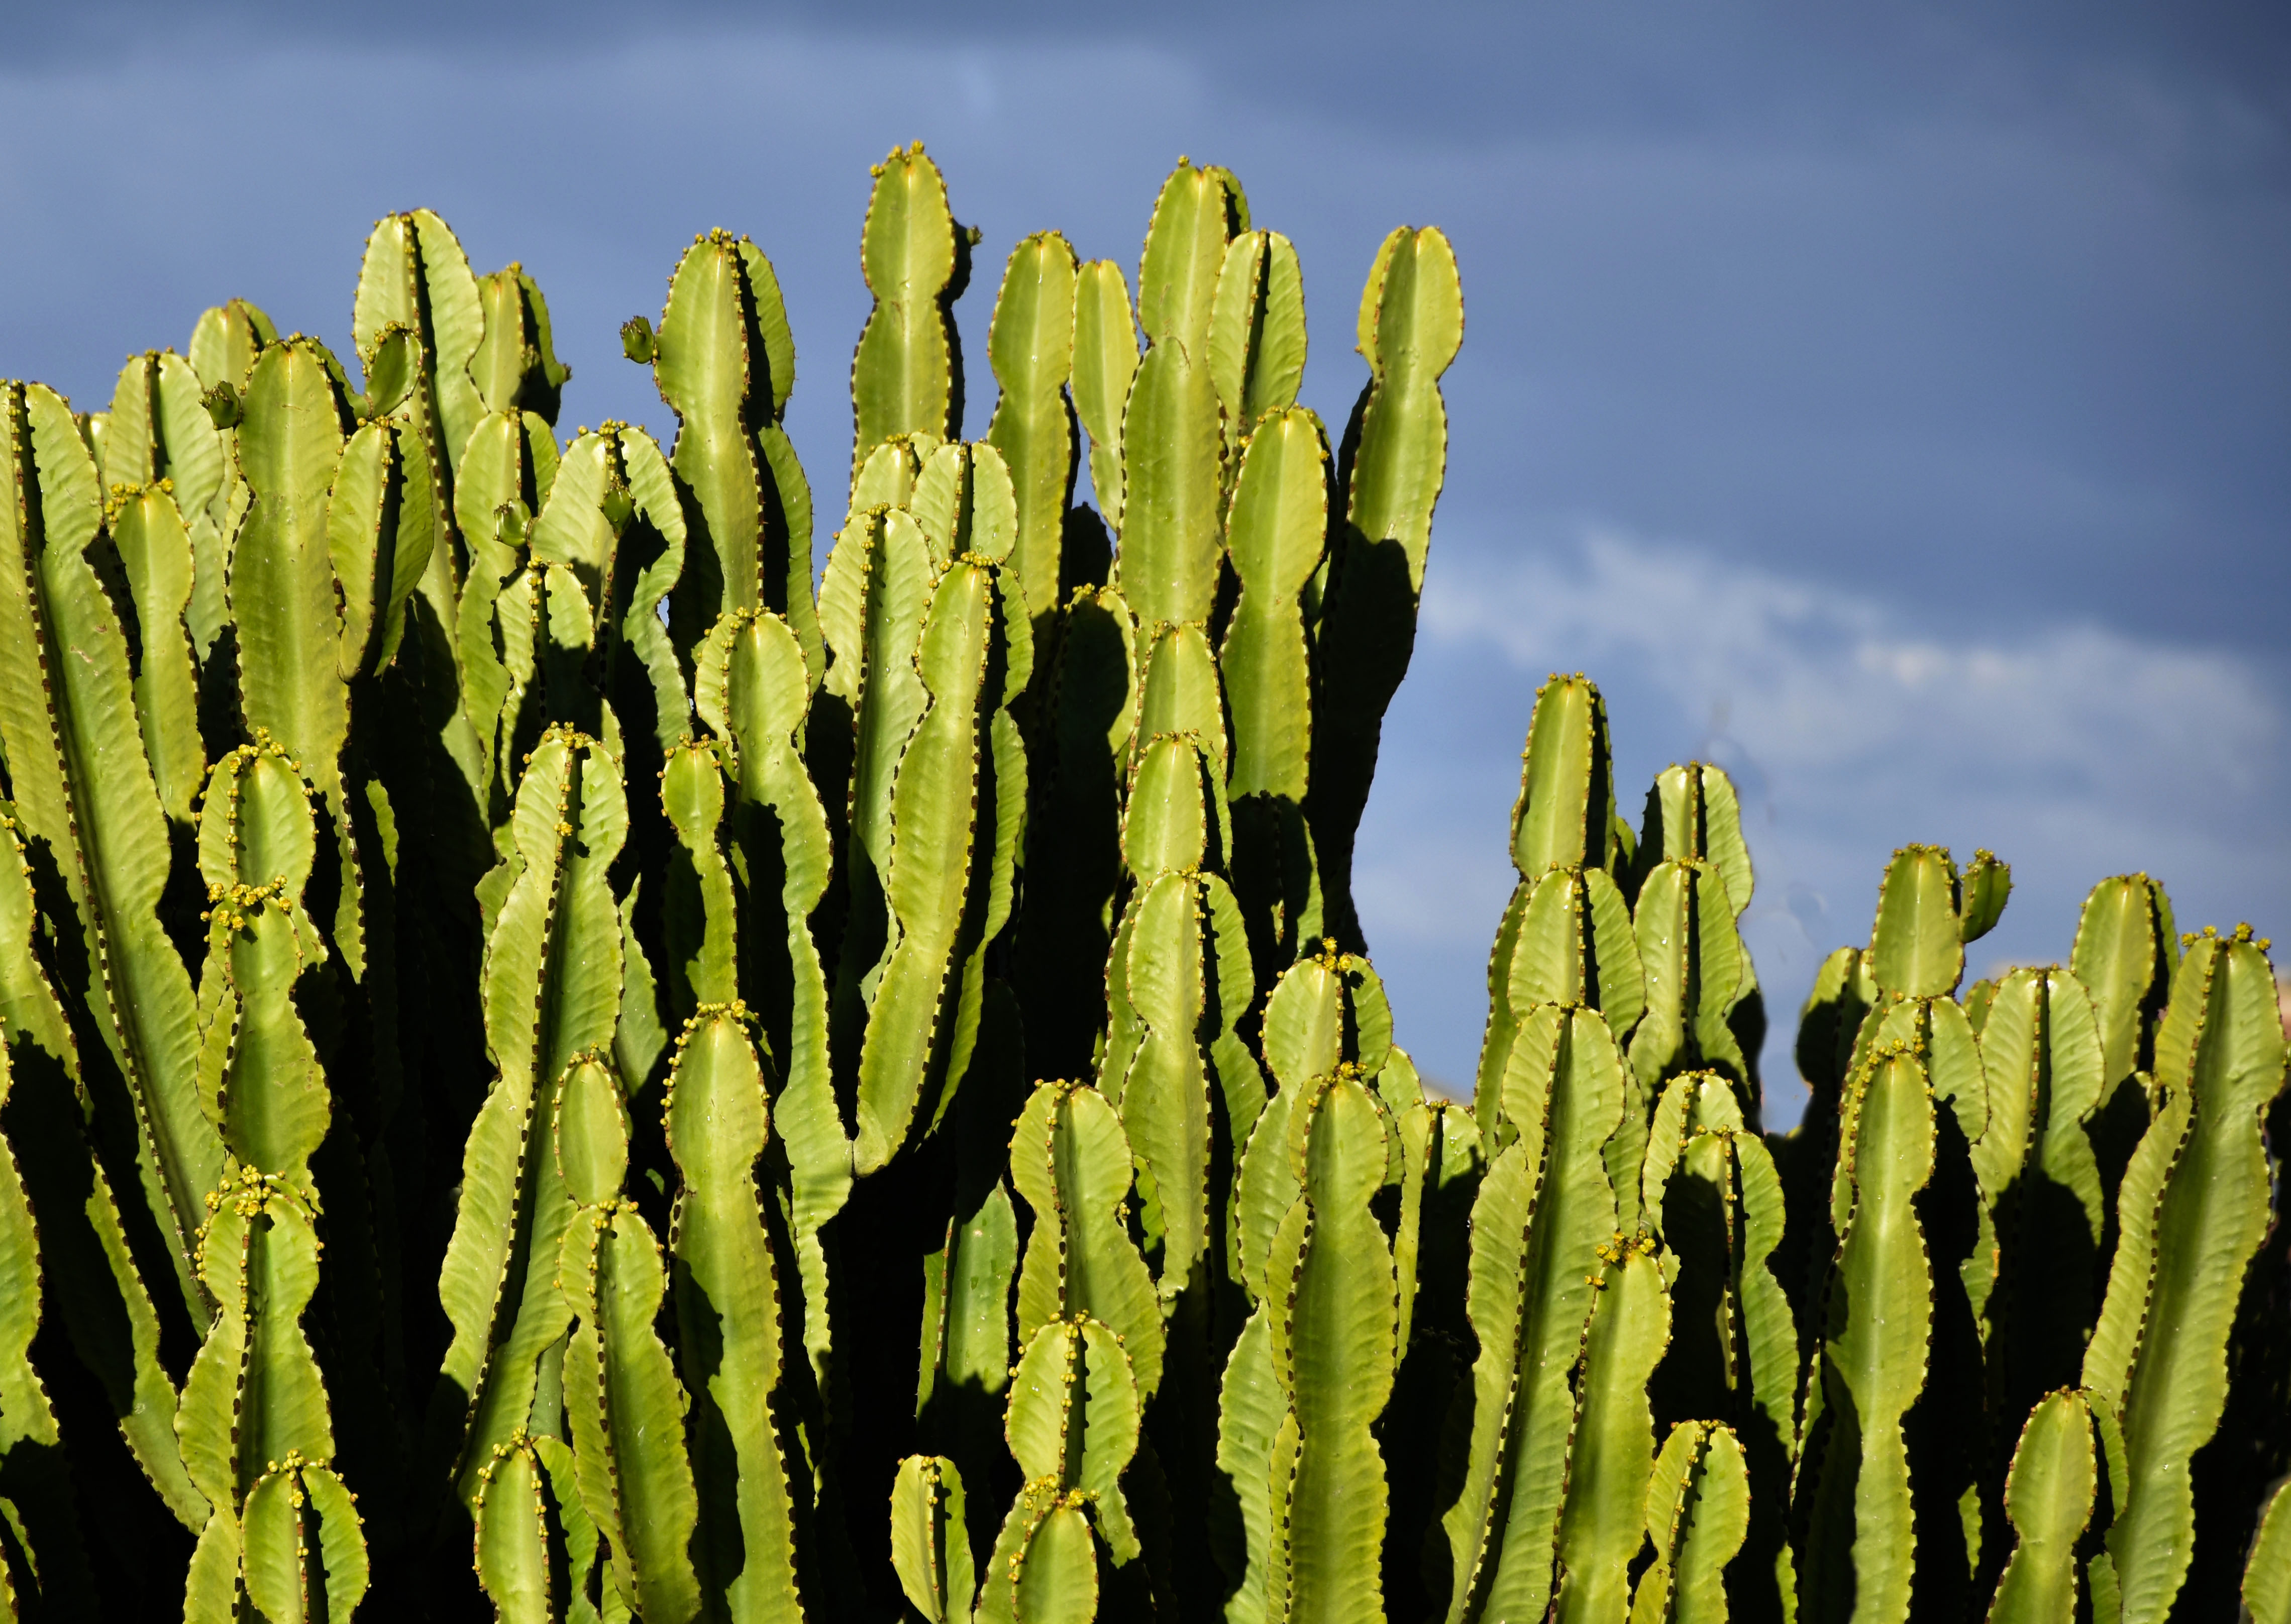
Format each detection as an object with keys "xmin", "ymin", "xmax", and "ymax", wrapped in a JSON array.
[
  {"xmin": 1975, "ymin": 967, "xmax": 2107, "ymax": 1427},
  {"xmin": 0, "ymin": 380, "xmax": 222, "ymax": 1316},
  {"xmin": 1794, "ymin": 1047, "xmax": 1936, "ymax": 1624},
  {"xmin": 653, "ymin": 232, "xmax": 820, "ymax": 679},
  {"xmin": 2246, "ymin": 1478, "xmax": 2291, "ymax": 1624},
  {"xmin": 1629, "ymin": 1420, "xmax": 1749, "ymax": 1623},
  {"xmin": 110, "ymin": 346, "xmax": 232, "ymax": 671},
  {"xmin": 1553, "ymin": 1239, "xmax": 1671, "ymax": 1623},
  {"xmin": 1010, "ymin": 1081, "xmax": 1164, "ymax": 1402},
  {"xmin": 107, "ymin": 482, "xmax": 208, "ymax": 823},
  {"xmin": 433, "ymin": 730, "xmax": 630, "ymax": 1506},
  {"xmin": 1983, "ymin": 1389, "xmax": 2100, "ymax": 1623},
  {"xmin": 664, "ymin": 1007, "xmax": 809, "ymax": 1621},
  {"xmin": 1071, "ymin": 261, "xmax": 1139, "ymax": 532},
  {"xmin": 2081, "ymin": 927, "xmax": 2285, "ymax": 1623},
  {"xmin": 1304, "ymin": 224, "xmax": 1462, "ymax": 948},
  {"xmin": 1267, "ymin": 1074, "xmax": 1398, "ymax": 1624},
  {"xmin": 1115, "ymin": 338, "xmax": 1222, "ymax": 630},
  {"xmin": 561, "ymin": 1197, "xmax": 703, "ymax": 1623},
  {"xmin": 852, "ymin": 145, "xmax": 963, "ymax": 474},
  {"xmin": 471, "ymin": 263, "xmax": 571, "ymax": 424},
  {"xmin": 1209, "ymin": 231, "xmax": 1308, "ymax": 442},
  {"xmin": 1441, "ymin": 1006, "xmax": 1626, "ymax": 1624},
  {"xmin": 892, "ymin": 1455, "xmax": 977, "ymax": 1624},
  {"xmin": 985, "ymin": 232, "xmax": 1079, "ymax": 633},
  {"xmin": 0, "ymin": 805, "xmax": 202, "ymax": 1523},
  {"xmin": 240, "ymin": 1457, "xmax": 369, "ymax": 1623}
]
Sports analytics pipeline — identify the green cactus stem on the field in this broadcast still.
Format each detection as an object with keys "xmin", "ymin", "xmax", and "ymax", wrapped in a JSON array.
[
  {"xmin": 1304, "ymin": 224, "xmax": 1462, "ymax": 949},
  {"xmin": 852, "ymin": 146, "xmax": 966, "ymax": 474},
  {"xmin": 1440, "ymin": 1003, "xmax": 1628, "ymax": 1623},
  {"xmin": 1629, "ymin": 1421, "xmax": 1750, "ymax": 1622},
  {"xmin": 2080, "ymin": 925, "xmax": 2286, "ymax": 1623},
  {"xmin": 0, "ymin": 379, "xmax": 224, "ymax": 1314},
  {"xmin": 984, "ymin": 232, "xmax": 1079, "ymax": 632},
  {"xmin": 649, "ymin": 231, "xmax": 822, "ymax": 679},
  {"xmin": 663, "ymin": 1006, "xmax": 810, "ymax": 1621},
  {"xmin": 433, "ymin": 728, "xmax": 631, "ymax": 1507}
]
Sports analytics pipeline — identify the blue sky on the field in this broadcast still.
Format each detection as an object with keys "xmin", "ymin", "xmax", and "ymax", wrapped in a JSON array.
[{"xmin": 6, "ymin": 1, "xmax": 2284, "ymax": 1118}]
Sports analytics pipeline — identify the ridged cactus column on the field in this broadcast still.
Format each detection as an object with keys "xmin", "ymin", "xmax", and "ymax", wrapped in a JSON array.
[
  {"xmin": 1305, "ymin": 225, "xmax": 1462, "ymax": 950},
  {"xmin": 2079, "ymin": 924, "xmax": 2286, "ymax": 1623},
  {"xmin": 0, "ymin": 380, "xmax": 223, "ymax": 1315}
]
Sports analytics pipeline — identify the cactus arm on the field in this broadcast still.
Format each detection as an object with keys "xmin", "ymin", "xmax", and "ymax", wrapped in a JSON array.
[
  {"xmin": 695, "ymin": 612, "xmax": 851, "ymax": 1372},
  {"xmin": 2246, "ymin": 1478, "xmax": 2291, "ymax": 1624},
  {"xmin": 0, "ymin": 806, "xmax": 202, "ymax": 1520},
  {"xmin": 1303, "ymin": 228, "xmax": 1463, "ymax": 946},
  {"xmin": 852, "ymin": 145, "xmax": 961, "ymax": 468},
  {"xmin": 474, "ymin": 1433, "xmax": 607, "ymax": 1624},
  {"xmin": 1138, "ymin": 160, "xmax": 1246, "ymax": 352},
  {"xmin": 353, "ymin": 209, "xmax": 484, "ymax": 506},
  {"xmin": 1009, "ymin": 1082, "xmax": 1165, "ymax": 1400},
  {"xmin": 1868, "ymin": 845, "xmax": 1965, "ymax": 999},
  {"xmin": 1070, "ymin": 261, "xmax": 1139, "ymax": 530},
  {"xmin": 1220, "ymin": 407, "xmax": 1328, "ymax": 804},
  {"xmin": 1958, "ymin": 849, "xmax": 2012, "ymax": 943},
  {"xmin": 0, "ymin": 1037, "xmax": 99, "ymax": 1615},
  {"xmin": 1443, "ymin": 1007, "xmax": 1626, "ymax": 1624},
  {"xmin": 854, "ymin": 560, "xmax": 991, "ymax": 1171},
  {"xmin": 1552, "ymin": 1241, "xmax": 1670, "ymax": 1623},
  {"xmin": 664, "ymin": 1009, "xmax": 808, "ymax": 1621},
  {"xmin": 1983, "ymin": 1390, "xmax": 2098, "ymax": 1623},
  {"xmin": 1114, "ymin": 336, "xmax": 1222, "ymax": 627},
  {"xmin": 1213, "ymin": 1306, "xmax": 1283, "ymax": 1621},
  {"xmin": 435, "ymin": 733, "xmax": 629, "ymax": 1503},
  {"xmin": 1801, "ymin": 1049, "xmax": 1937, "ymax": 1624},
  {"xmin": 240, "ymin": 1459, "xmax": 368, "ymax": 1623},
  {"xmin": 654, "ymin": 234, "xmax": 784, "ymax": 624},
  {"xmin": 1006, "ymin": 1498, "xmax": 1099, "ymax": 1624},
  {"xmin": 615, "ymin": 426, "xmax": 695, "ymax": 742},
  {"xmin": 1116, "ymin": 870, "xmax": 1214, "ymax": 1287},
  {"xmin": 892, "ymin": 1455, "xmax": 977, "ymax": 1624},
  {"xmin": 326, "ymin": 417, "xmax": 435, "ymax": 679},
  {"xmin": 0, "ymin": 381, "xmax": 221, "ymax": 1309},
  {"xmin": 1006, "ymin": 1317, "xmax": 1141, "ymax": 1519},
  {"xmin": 233, "ymin": 339, "xmax": 372, "ymax": 971},
  {"xmin": 1629, "ymin": 1422, "xmax": 1749, "ymax": 1624},
  {"xmin": 2091, "ymin": 930, "xmax": 2286, "ymax": 1622},
  {"xmin": 1208, "ymin": 231, "xmax": 1308, "ymax": 435},
  {"xmin": 985, "ymin": 232, "xmax": 1080, "ymax": 627},
  {"xmin": 561, "ymin": 1196, "xmax": 704, "ymax": 1623},
  {"xmin": 1271, "ymin": 1076, "xmax": 1398, "ymax": 1624},
  {"xmin": 910, "ymin": 442, "xmax": 1019, "ymax": 570},
  {"xmin": 2070, "ymin": 875, "xmax": 2173, "ymax": 1093},
  {"xmin": 107, "ymin": 484, "xmax": 207, "ymax": 822}
]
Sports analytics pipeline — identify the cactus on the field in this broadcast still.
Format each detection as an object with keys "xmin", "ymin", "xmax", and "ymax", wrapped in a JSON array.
[
  {"xmin": 984, "ymin": 232, "xmax": 1079, "ymax": 634},
  {"xmin": 643, "ymin": 230, "xmax": 822, "ymax": 678},
  {"xmin": 1983, "ymin": 1389, "xmax": 2107, "ymax": 1623},
  {"xmin": 662, "ymin": 1006, "xmax": 809, "ymax": 1620},
  {"xmin": 1305, "ymin": 224, "xmax": 1462, "ymax": 948},
  {"xmin": 852, "ymin": 146, "xmax": 967, "ymax": 472},
  {"xmin": 0, "ymin": 379, "xmax": 224, "ymax": 1311},
  {"xmin": 7, "ymin": 153, "xmax": 2289, "ymax": 1624},
  {"xmin": 2079, "ymin": 924, "xmax": 2286, "ymax": 1621},
  {"xmin": 433, "ymin": 727, "xmax": 632, "ymax": 1506},
  {"xmin": 1630, "ymin": 1422, "xmax": 1751, "ymax": 1622},
  {"xmin": 1440, "ymin": 1000, "xmax": 1630, "ymax": 1623}
]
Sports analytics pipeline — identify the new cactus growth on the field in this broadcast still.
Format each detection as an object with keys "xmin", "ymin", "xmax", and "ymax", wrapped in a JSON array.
[{"xmin": 0, "ymin": 153, "xmax": 2281, "ymax": 1624}]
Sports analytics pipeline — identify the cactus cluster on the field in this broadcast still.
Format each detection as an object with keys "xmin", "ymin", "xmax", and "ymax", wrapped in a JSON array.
[{"xmin": 0, "ymin": 149, "xmax": 2284, "ymax": 1624}]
